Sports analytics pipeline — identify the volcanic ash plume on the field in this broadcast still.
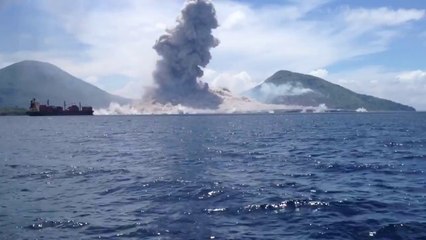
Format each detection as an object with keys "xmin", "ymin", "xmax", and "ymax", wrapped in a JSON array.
[{"xmin": 150, "ymin": 0, "xmax": 222, "ymax": 109}]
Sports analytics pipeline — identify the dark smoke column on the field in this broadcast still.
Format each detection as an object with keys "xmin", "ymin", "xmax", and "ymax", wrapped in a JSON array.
[{"xmin": 151, "ymin": 0, "xmax": 222, "ymax": 109}]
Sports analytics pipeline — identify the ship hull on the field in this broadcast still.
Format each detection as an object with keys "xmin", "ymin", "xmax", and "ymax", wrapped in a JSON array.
[{"xmin": 26, "ymin": 111, "xmax": 93, "ymax": 116}]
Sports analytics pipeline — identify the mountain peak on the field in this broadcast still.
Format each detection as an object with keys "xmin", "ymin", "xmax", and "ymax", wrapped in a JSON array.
[
  {"xmin": 273, "ymin": 70, "xmax": 317, "ymax": 79},
  {"xmin": 4, "ymin": 60, "xmax": 68, "ymax": 78},
  {"xmin": 10, "ymin": 60, "xmax": 57, "ymax": 68},
  {"xmin": 271, "ymin": 70, "xmax": 302, "ymax": 79}
]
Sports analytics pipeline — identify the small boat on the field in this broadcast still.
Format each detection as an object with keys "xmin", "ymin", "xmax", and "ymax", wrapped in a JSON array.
[{"xmin": 26, "ymin": 98, "xmax": 94, "ymax": 116}]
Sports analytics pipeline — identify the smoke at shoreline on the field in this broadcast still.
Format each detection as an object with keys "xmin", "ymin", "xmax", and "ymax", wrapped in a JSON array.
[
  {"xmin": 95, "ymin": 89, "xmax": 327, "ymax": 115},
  {"xmin": 148, "ymin": 0, "xmax": 222, "ymax": 109}
]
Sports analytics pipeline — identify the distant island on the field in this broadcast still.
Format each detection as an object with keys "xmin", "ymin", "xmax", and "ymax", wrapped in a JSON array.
[
  {"xmin": 246, "ymin": 70, "xmax": 415, "ymax": 112},
  {"xmin": 0, "ymin": 61, "xmax": 131, "ymax": 111}
]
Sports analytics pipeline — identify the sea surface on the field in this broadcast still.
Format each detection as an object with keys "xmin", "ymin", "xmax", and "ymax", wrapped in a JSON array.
[{"xmin": 1, "ymin": 113, "xmax": 425, "ymax": 240}]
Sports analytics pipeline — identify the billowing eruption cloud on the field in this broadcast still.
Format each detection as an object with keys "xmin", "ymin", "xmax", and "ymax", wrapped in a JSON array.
[{"xmin": 150, "ymin": 0, "xmax": 222, "ymax": 109}]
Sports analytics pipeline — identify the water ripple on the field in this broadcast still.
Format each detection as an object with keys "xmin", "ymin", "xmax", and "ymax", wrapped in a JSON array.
[
  {"xmin": 26, "ymin": 218, "xmax": 88, "ymax": 230},
  {"xmin": 1, "ymin": 113, "xmax": 426, "ymax": 239}
]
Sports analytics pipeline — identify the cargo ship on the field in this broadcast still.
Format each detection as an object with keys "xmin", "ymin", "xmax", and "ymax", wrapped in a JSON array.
[{"xmin": 26, "ymin": 98, "xmax": 94, "ymax": 116}]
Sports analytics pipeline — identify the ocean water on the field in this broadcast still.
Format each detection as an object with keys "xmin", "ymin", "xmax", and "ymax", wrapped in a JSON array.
[{"xmin": 1, "ymin": 113, "xmax": 425, "ymax": 240}]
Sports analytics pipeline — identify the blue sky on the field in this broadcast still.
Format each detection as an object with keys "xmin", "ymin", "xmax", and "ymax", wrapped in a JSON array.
[{"xmin": 1, "ymin": 0, "xmax": 425, "ymax": 109}]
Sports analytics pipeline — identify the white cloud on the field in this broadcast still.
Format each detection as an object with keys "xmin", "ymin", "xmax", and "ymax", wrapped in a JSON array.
[
  {"xmin": 256, "ymin": 0, "xmax": 331, "ymax": 21},
  {"xmin": 212, "ymin": 0, "xmax": 339, "ymax": 73},
  {"xmin": 222, "ymin": 10, "xmax": 246, "ymax": 30},
  {"xmin": 204, "ymin": 69, "xmax": 259, "ymax": 94},
  {"xmin": 30, "ymin": 0, "xmax": 182, "ymax": 90},
  {"xmin": 397, "ymin": 70, "xmax": 426, "ymax": 82},
  {"xmin": 210, "ymin": 1, "xmax": 425, "ymax": 78},
  {"xmin": 344, "ymin": 7, "xmax": 425, "ymax": 27},
  {"xmin": 309, "ymin": 68, "xmax": 329, "ymax": 78}
]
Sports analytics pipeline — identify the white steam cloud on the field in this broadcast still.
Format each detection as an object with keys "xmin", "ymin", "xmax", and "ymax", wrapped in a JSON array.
[{"xmin": 250, "ymin": 83, "xmax": 313, "ymax": 103}]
